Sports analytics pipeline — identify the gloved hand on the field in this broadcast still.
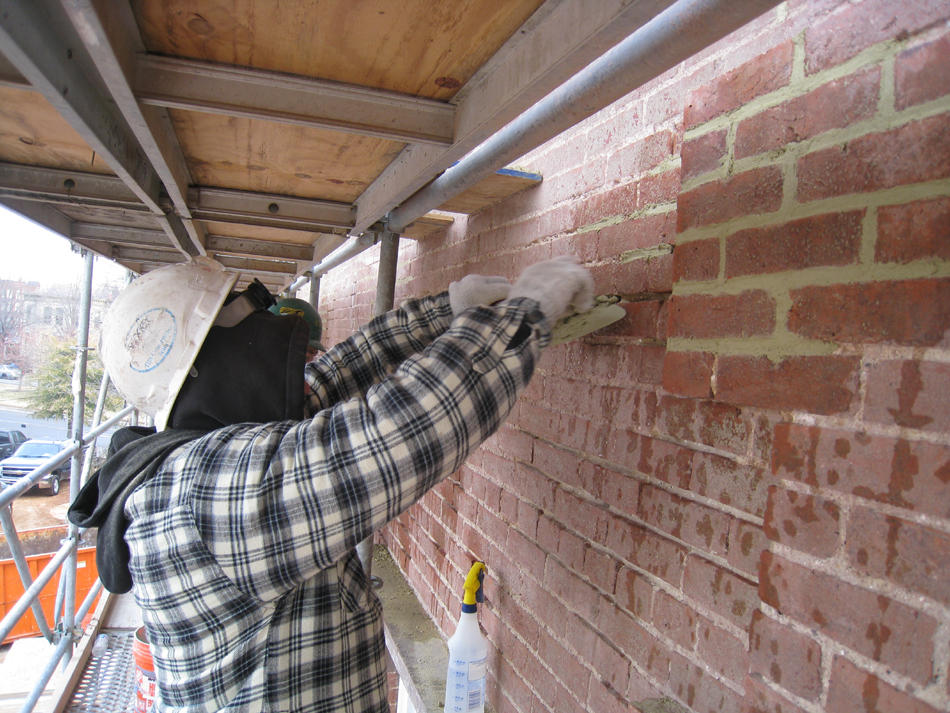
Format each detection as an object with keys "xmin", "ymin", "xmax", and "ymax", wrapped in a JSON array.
[
  {"xmin": 449, "ymin": 274, "xmax": 512, "ymax": 316},
  {"xmin": 509, "ymin": 256, "xmax": 595, "ymax": 322}
]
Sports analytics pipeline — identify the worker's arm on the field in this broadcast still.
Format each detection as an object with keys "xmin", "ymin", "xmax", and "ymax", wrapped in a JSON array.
[
  {"xmin": 196, "ymin": 297, "xmax": 549, "ymax": 602},
  {"xmin": 303, "ymin": 292, "xmax": 455, "ymax": 413}
]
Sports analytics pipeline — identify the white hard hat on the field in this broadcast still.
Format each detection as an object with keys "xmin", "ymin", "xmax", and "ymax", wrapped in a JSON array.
[{"xmin": 99, "ymin": 257, "xmax": 239, "ymax": 430}]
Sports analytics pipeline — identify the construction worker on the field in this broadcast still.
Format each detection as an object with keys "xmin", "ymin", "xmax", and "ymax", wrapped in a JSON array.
[
  {"xmin": 69, "ymin": 255, "xmax": 593, "ymax": 713},
  {"xmin": 269, "ymin": 296, "xmax": 327, "ymax": 361}
]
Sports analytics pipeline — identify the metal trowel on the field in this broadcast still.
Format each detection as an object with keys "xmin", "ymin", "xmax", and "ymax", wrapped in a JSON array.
[{"xmin": 550, "ymin": 295, "xmax": 627, "ymax": 345}]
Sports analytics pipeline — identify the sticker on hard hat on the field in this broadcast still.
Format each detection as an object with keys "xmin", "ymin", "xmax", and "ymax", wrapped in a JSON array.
[{"xmin": 124, "ymin": 308, "xmax": 177, "ymax": 373}]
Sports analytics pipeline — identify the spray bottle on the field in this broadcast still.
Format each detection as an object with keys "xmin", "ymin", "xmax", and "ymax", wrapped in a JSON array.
[{"xmin": 444, "ymin": 562, "xmax": 488, "ymax": 713}]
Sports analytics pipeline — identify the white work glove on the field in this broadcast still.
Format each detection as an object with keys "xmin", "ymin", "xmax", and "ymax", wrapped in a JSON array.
[
  {"xmin": 449, "ymin": 274, "xmax": 512, "ymax": 316},
  {"xmin": 509, "ymin": 255, "xmax": 595, "ymax": 323}
]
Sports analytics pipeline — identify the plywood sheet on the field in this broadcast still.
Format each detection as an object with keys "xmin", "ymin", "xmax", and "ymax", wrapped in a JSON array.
[
  {"xmin": 400, "ymin": 212, "xmax": 454, "ymax": 240},
  {"xmin": 132, "ymin": 0, "xmax": 546, "ymax": 101},
  {"xmin": 436, "ymin": 167, "xmax": 542, "ymax": 214},
  {"xmin": 0, "ymin": 87, "xmax": 115, "ymax": 175},
  {"xmin": 169, "ymin": 109, "xmax": 403, "ymax": 201}
]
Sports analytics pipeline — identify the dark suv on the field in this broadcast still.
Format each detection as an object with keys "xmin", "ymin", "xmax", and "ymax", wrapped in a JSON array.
[
  {"xmin": 0, "ymin": 430, "xmax": 27, "ymax": 459},
  {"xmin": 0, "ymin": 439, "xmax": 71, "ymax": 496}
]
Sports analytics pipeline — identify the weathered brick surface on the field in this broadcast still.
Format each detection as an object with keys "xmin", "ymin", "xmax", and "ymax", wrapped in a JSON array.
[
  {"xmin": 864, "ymin": 359, "xmax": 950, "ymax": 434},
  {"xmin": 662, "ymin": 350, "xmax": 714, "ymax": 399},
  {"xmin": 682, "ymin": 129, "xmax": 728, "ymax": 180},
  {"xmin": 678, "ymin": 166, "xmax": 784, "ymax": 230},
  {"xmin": 896, "ymin": 35, "xmax": 950, "ymax": 110},
  {"xmin": 877, "ymin": 195, "xmax": 950, "ymax": 263},
  {"xmin": 671, "ymin": 237, "xmax": 719, "ymax": 284},
  {"xmin": 826, "ymin": 656, "xmax": 943, "ymax": 713},
  {"xmin": 742, "ymin": 676, "xmax": 811, "ymax": 713},
  {"xmin": 686, "ymin": 42, "xmax": 794, "ymax": 128},
  {"xmin": 760, "ymin": 552, "xmax": 938, "ymax": 683},
  {"xmin": 735, "ymin": 67, "xmax": 880, "ymax": 159},
  {"xmin": 725, "ymin": 211, "xmax": 864, "ymax": 278},
  {"xmin": 847, "ymin": 507, "xmax": 950, "ymax": 602},
  {"xmin": 667, "ymin": 290, "xmax": 776, "ymax": 339},
  {"xmin": 804, "ymin": 0, "xmax": 950, "ymax": 73},
  {"xmin": 749, "ymin": 610, "xmax": 822, "ymax": 701},
  {"xmin": 789, "ymin": 278, "xmax": 950, "ymax": 347},
  {"xmin": 796, "ymin": 114, "xmax": 950, "ymax": 202},
  {"xmin": 772, "ymin": 422, "xmax": 950, "ymax": 518},
  {"xmin": 716, "ymin": 355, "xmax": 860, "ymax": 415},
  {"xmin": 683, "ymin": 555, "xmax": 758, "ymax": 628},
  {"xmin": 763, "ymin": 486, "xmax": 841, "ymax": 558}
]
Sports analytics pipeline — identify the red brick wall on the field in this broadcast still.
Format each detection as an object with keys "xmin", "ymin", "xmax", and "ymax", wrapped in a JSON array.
[{"xmin": 321, "ymin": 1, "xmax": 950, "ymax": 711}]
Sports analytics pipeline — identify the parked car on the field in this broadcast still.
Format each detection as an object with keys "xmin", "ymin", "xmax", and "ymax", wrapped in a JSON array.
[
  {"xmin": 0, "ymin": 430, "xmax": 27, "ymax": 459},
  {"xmin": 0, "ymin": 364, "xmax": 21, "ymax": 380},
  {"xmin": 0, "ymin": 439, "xmax": 71, "ymax": 496}
]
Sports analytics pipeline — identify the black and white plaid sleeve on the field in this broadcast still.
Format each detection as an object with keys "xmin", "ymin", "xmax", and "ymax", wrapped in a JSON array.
[
  {"xmin": 303, "ymin": 292, "xmax": 455, "ymax": 414},
  {"xmin": 199, "ymin": 296, "xmax": 549, "ymax": 601}
]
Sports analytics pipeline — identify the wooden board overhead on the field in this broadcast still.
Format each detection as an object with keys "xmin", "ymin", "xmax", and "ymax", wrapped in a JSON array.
[
  {"xmin": 0, "ymin": 87, "xmax": 115, "ymax": 175},
  {"xmin": 131, "ymin": 0, "xmax": 547, "ymax": 100},
  {"xmin": 436, "ymin": 167, "xmax": 542, "ymax": 214},
  {"xmin": 0, "ymin": 0, "xmax": 698, "ymax": 289},
  {"xmin": 168, "ymin": 109, "xmax": 405, "ymax": 203}
]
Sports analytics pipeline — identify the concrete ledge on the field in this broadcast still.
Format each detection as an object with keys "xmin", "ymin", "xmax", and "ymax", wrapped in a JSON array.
[{"xmin": 373, "ymin": 545, "xmax": 447, "ymax": 713}]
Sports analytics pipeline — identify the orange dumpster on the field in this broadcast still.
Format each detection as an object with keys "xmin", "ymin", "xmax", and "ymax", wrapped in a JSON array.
[{"xmin": 1, "ymin": 537, "xmax": 100, "ymax": 644}]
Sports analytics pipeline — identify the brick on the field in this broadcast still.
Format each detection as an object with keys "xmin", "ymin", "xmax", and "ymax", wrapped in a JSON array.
[
  {"xmin": 579, "ymin": 461, "xmax": 640, "ymax": 517},
  {"xmin": 848, "ymin": 507, "xmax": 950, "ymax": 603},
  {"xmin": 598, "ymin": 212, "xmax": 677, "ymax": 258},
  {"xmin": 538, "ymin": 629, "xmax": 592, "ymax": 697},
  {"xmin": 805, "ymin": 0, "xmax": 950, "ymax": 74},
  {"xmin": 606, "ymin": 516, "xmax": 687, "ymax": 586},
  {"xmin": 877, "ymin": 196, "xmax": 950, "ymax": 263},
  {"xmin": 669, "ymin": 653, "xmax": 745, "ymax": 713},
  {"xmin": 639, "ymin": 485, "xmax": 730, "ymax": 557},
  {"xmin": 683, "ymin": 555, "xmax": 758, "ymax": 628},
  {"xmin": 760, "ymin": 552, "xmax": 938, "ymax": 684},
  {"xmin": 718, "ymin": 354, "xmax": 860, "ymax": 415},
  {"xmin": 742, "ymin": 675, "xmax": 811, "ymax": 713},
  {"xmin": 797, "ymin": 114, "xmax": 950, "ymax": 202},
  {"xmin": 507, "ymin": 527, "xmax": 548, "ymax": 584},
  {"xmin": 682, "ymin": 129, "xmax": 728, "ymax": 180},
  {"xmin": 672, "ymin": 237, "xmax": 719, "ymax": 285},
  {"xmin": 663, "ymin": 350, "xmax": 714, "ymax": 399},
  {"xmin": 678, "ymin": 166, "xmax": 785, "ymax": 231},
  {"xmin": 686, "ymin": 42, "xmax": 794, "ymax": 127},
  {"xmin": 749, "ymin": 610, "xmax": 822, "ymax": 701},
  {"xmin": 725, "ymin": 211, "xmax": 864, "ymax": 278},
  {"xmin": 735, "ymin": 67, "xmax": 880, "ymax": 159},
  {"xmin": 789, "ymin": 278, "xmax": 950, "ymax": 347},
  {"xmin": 697, "ymin": 618, "xmax": 747, "ymax": 684},
  {"xmin": 606, "ymin": 430, "xmax": 692, "ymax": 489},
  {"xmin": 637, "ymin": 169, "xmax": 681, "ymax": 209},
  {"xmin": 773, "ymin": 422, "xmax": 950, "ymax": 518},
  {"xmin": 865, "ymin": 359, "xmax": 950, "ymax": 433},
  {"xmin": 606, "ymin": 130, "xmax": 677, "ymax": 184},
  {"xmin": 587, "ymin": 678, "xmax": 636, "ymax": 713},
  {"xmin": 727, "ymin": 520, "xmax": 767, "ymax": 579},
  {"xmin": 615, "ymin": 566, "xmax": 653, "ymax": 619},
  {"xmin": 691, "ymin": 455, "xmax": 769, "ymax": 519},
  {"xmin": 654, "ymin": 589, "xmax": 697, "ymax": 648},
  {"xmin": 657, "ymin": 396, "xmax": 753, "ymax": 457},
  {"xmin": 896, "ymin": 35, "xmax": 950, "ymax": 110},
  {"xmin": 763, "ymin": 486, "xmax": 841, "ymax": 558},
  {"xmin": 826, "ymin": 656, "xmax": 942, "ymax": 713},
  {"xmin": 667, "ymin": 290, "xmax": 776, "ymax": 339}
]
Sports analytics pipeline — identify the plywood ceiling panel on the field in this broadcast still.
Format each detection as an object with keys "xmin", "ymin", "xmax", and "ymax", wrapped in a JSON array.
[
  {"xmin": 0, "ymin": 87, "xmax": 115, "ymax": 175},
  {"xmin": 132, "ymin": 0, "xmax": 546, "ymax": 100},
  {"xmin": 168, "ymin": 109, "xmax": 404, "ymax": 201}
]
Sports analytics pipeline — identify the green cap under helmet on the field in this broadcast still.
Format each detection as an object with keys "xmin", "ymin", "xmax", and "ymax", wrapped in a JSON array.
[{"xmin": 269, "ymin": 297, "xmax": 327, "ymax": 352}]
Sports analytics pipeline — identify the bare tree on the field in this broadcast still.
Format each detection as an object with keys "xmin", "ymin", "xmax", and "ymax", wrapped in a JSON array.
[{"xmin": 0, "ymin": 279, "xmax": 35, "ymax": 364}]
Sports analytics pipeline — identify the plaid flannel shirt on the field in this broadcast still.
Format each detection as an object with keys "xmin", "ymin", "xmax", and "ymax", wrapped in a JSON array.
[{"xmin": 124, "ymin": 293, "xmax": 549, "ymax": 713}]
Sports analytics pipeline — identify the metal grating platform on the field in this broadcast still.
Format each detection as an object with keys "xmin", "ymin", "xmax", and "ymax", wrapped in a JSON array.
[{"xmin": 64, "ymin": 631, "xmax": 136, "ymax": 713}]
